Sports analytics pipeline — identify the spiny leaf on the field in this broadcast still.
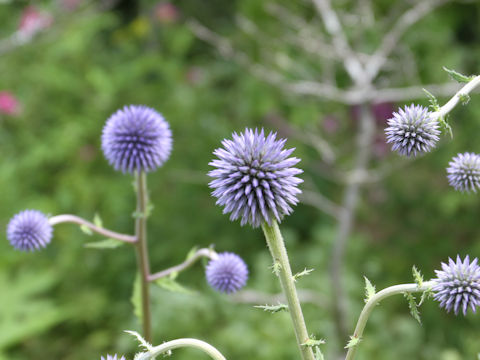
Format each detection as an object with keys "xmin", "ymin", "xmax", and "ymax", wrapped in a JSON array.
[
  {"xmin": 302, "ymin": 337, "xmax": 326, "ymax": 347},
  {"xmin": 271, "ymin": 261, "xmax": 282, "ymax": 276},
  {"xmin": 418, "ymin": 288, "xmax": 433, "ymax": 307},
  {"xmin": 155, "ymin": 277, "xmax": 195, "ymax": 295},
  {"xmin": 84, "ymin": 238, "xmax": 124, "ymax": 249},
  {"xmin": 404, "ymin": 292, "xmax": 422, "ymax": 324},
  {"xmin": 124, "ymin": 330, "xmax": 153, "ymax": 351},
  {"xmin": 345, "ymin": 335, "xmax": 361, "ymax": 349},
  {"xmin": 93, "ymin": 213, "xmax": 103, "ymax": 228},
  {"xmin": 254, "ymin": 303, "xmax": 289, "ymax": 313},
  {"xmin": 443, "ymin": 66, "xmax": 476, "ymax": 83},
  {"xmin": 131, "ymin": 275, "xmax": 142, "ymax": 324},
  {"xmin": 294, "ymin": 268, "xmax": 314, "ymax": 281},
  {"xmin": 438, "ymin": 116, "xmax": 453, "ymax": 138},
  {"xmin": 412, "ymin": 266, "xmax": 423, "ymax": 287},
  {"xmin": 364, "ymin": 276, "xmax": 376, "ymax": 303},
  {"xmin": 423, "ymin": 88, "xmax": 440, "ymax": 111},
  {"xmin": 459, "ymin": 93, "xmax": 470, "ymax": 105}
]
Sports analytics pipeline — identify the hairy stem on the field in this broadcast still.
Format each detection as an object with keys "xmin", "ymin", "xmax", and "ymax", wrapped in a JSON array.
[
  {"xmin": 134, "ymin": 171, "xmax": 152, "ymax": 342},
  {"xmin": 135, "ymin": 338, "xmax": 227, "ymax": 360},
  {"xmin": 330, "ymin": 104, "xmax": 375, "ymax": 344},
  {"xmin": 148, "ymin": 248, "xmax": 217, "ymax": 282},
  {"xmin": 49, "ymin": 214, "xmax": 137, "ymax": 243},
  {"xmin": 262, "ymin": 221, "xmax": 315, "ymax": 360},
  {"xmin": 344, "ymin": 281, "xmax": 433, "ymax": 360}
]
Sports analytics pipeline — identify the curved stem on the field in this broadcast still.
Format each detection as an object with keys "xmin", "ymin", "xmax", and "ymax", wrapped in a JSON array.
[
  {"xmin": 135, "ymin": 338, "xmax": 227, "ymax": 360},
  {"xmin": 148, "ymin": 248, "xmax": 217, "ymax": 282},
  {"xmin": 48, "ymin": 214, "xmax": 137, "ymax": 243},
  {"xmin": 134, "ymin": 171, "xmax": 153, "ymax": 342},
  {"xmin": 344, "ymin": 281, "xmax": 433, "ymax": 360},
  {"xmin": 261, "ymin": 221, "xmax": 315, "ymax": 360},
  {"xmin": 431, "ymin": 75, "xmax": 480, "ymax": 119}
]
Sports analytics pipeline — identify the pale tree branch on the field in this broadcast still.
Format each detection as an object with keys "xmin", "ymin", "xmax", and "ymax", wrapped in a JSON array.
[
  {"xmin": 299, "ymin": 189, "xmax": 343, "ymax": 219},
  {"xmin": 231, "ymin": 289, "xmax": 328, "ymax": 308}
]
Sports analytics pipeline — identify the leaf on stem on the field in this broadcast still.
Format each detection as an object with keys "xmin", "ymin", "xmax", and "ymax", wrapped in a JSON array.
[
  {"xmin": 271, "ymin": 261, "xmax": 282, "ymax": 276},
  {"xmin": 443, "ymin": 66, "xmax": 476, "ymax": 83},
  {"xmin": 93, "ymin": 213, "xmax": 103, "ymax": 228},
  {"xmin": 314, "ymin": 346, "xmax": 325, "ymax": 360},
  {"xmin": 125, "ymin": 330, "xmax": 153, "ymax": 352},
  {"xmin": 80, "ymin": 224, "xmax": 93, "ymax": 235},
  {"xmin": 155, "ymin": 277, "xmax": 195, "ymax": 295},
  {"xmin": 293, "ymin": 268, "xmax": 314, "ymax": 281},
  {"xmin": 364, "ymin": 276, "xmax": 376, "ymax": 303},
  {"xmin": 404, "ymin": 292, "xmax": 422, "ymax": 324},
  {"xmin": 412, "ymin": 266, "xmax": 423, "ymax": 287},
  {"xmin": 254, "ymin": 303, "xmax": 289, "ymax": 313},
  {"xmin": 345, "ymin": 335, "xmax": 361, "ymax": 349},
  {"xmin": 301, "ymin": 337, "xmax": 325, "ymax": 347},
  {"xmin": 84, "ymin": 238, "xmax": 125, "ymax": 249}
]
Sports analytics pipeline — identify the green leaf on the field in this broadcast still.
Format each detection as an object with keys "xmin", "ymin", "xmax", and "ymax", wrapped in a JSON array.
[
  {"xmin": 185, "ymin": 246, "xmax": 199, "ymax": 261},
  {"xmin": 443, "ymin": 66, "xmax": 475, "ymax": 83},
  {"xmin": 404, "ymin": 292, "xmax": 422, "ymax": 324},
  {"xmin": 459, "ymin": 93, "xmax": 470, "ymax": 105},
  {"xmin": 423, "ymin": 88, "xmax": 440, "ymax": 111},
  {"xmin": 314, "ymin": 346, "xmax": 325, "ymax": 360},
  {"xmin": 412, "ymin": 266, "xmax": 423, "ymax": 286},
  {"xmin": 155, "ymin": 277, "xmax": 195, "ymax": 295},
  {"xmin": 131, "ymin": 274, "xmax": 142, "ymax": 323},
  {"xmin": 254, "ymin": 303, "xmax": 289, "ymax": 313},
  {"xmin": 124, "ymin": 330, "xmax": 152, "ymax": 351},
  {"xmin": 93, "ymin": 213, "xmax": 103, "ymax": 228},
  {"xmin": 293, "ymin": 268, "xmax": 314, "ymax": 281},
  {"xmin": 345, "ymin": 335, "xmax": 361, "ymax": 349},
  {"xmin": 84, "ymin": 238, "xmax": 124, "ymax": 249},
  {"xmin": 80, "ymin": 224, "xmax": 93, "ymax": 235},
  {"xmin": 271, "ymin": 261, "xmax": 282, "ymax": 276},
  {"xmin": 302, "ymin": 337, "xmax": 326, "ymax": 347},
  {"xmin": 364, "ymin": 276, "xmax": 376, "ymax": 303}
]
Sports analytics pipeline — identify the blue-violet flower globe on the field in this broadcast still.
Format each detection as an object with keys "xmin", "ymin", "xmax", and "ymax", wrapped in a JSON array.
[
  {"xmin": 7, "ymin": 210, "xmax": 52, "ymax": 251},
  {"xmin": 101, "ymin": 355, "xmax": 125, "ymax": 360},
  {"xmin": 385, "ymin": 104, "xmax": 440, "ymax": 157},
  {"xmin": 446, "ymin": 152, "xmax": 480, "ymax": 193},
  {"xmin": 208, "ymin": 128, "xmax": 303, "ymax": 228},
  {"xmin": 206, "ymin": 252, "xmax": 248, "ymax": 294},
  {"xmin": 432, "ymin": 255, "xmax": 480, "ymax": 316},
  {"xmin": 102, "ymin": 105, "xmax": 172, "ymax": 174}
]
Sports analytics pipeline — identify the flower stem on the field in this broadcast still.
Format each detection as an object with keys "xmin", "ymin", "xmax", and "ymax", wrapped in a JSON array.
[
  {"xmin": 48, "ymin": 214, "xmax": 137, "ymax": 243},
  {"xmin": 134, "ymin": 171, "xmax": 152, "ymax": 342},
  {"xmin": 344, "ymin": 281, "xmax": 433, "ymax": 360},
  {"xmin": 261, "ymin": 221, "xmax": 315, "ymax": 360},
  {"xmin": 135, "ymin": 338, "xmax": 227, "ymax": 360}
]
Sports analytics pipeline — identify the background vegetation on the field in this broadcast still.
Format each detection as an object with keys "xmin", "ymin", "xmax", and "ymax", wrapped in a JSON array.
[{"xmin": 1, "ymin": 0, "xmax": 479, "ymax": 359}]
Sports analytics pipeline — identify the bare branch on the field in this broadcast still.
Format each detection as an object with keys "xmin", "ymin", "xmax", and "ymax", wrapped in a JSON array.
[
  {"xmin": 231, "ymin": 289, "xmax": 327, "ymax": 308},
  {"xmin": 299, "ymin": 190, "xmax": 343, "ymax": 219},
  {"xmin": 372, "ymin": 82, "xmax": 461, "ymax": 103},
  {"xmin": 366, "ymin": 0, "xmax": 452, "ymax": 80}
]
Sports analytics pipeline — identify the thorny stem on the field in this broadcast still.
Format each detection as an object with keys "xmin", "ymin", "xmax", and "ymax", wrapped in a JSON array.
[
  {"xmin": 431, "ymin": 75, "xmax": 480, "ymax": 119},
  {"xmin": 135, "ymin": 338, "xmax": 227, "ymax": 360},
  {"xmin": 344, "ymin": 281, "xmax": 433, "ymax": 360},
  {"xmin": 261, "ymin": 221, "xmax": 315, "ymax": 360},
  {"xmin": 134, "ymin": 171, "xmax": 152, "ymax": 342},
  {"xmin": 148, "ymin": 248, "xmax": 218, "ymax": 282},
  {"xmin": 48, "ymin": 214, "xmax": 137, "ymax": 243},
  {"xmin": 330, "ymin": 104, "xmax": 375, "ymax": 344}
]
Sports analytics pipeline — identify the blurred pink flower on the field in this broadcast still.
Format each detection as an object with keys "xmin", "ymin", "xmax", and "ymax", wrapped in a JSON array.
[
  {"xmin": 154, "ymin": 3, "xmax": 179, "ymax": 24},
  {"xmin": 18, "ymin": 6, "xmax": 53, "ymax": 39},
  {"xmin": 372, "ymin": 102, "xmax": 394, "ymax": 125},
  {"xmin": 0, "ymin": 92, "xmax": 21, "ymax": 116}
]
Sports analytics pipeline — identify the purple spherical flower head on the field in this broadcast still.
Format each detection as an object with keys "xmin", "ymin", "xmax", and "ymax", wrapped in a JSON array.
[
  {"xmin": 208, "ymin": 128, "xmax": 303, "ymax": 228},
  {"xmin": 102, "ymin": 105, "xmax": 172, "ymax": 174},
  {"xmin": 432, "ymin": 255, "xmax": 480, "ymax": 316},
  {"xmin": 101, "ymin": 355, "xmax": 126, "ymax": 360},
  {"xmin": 385, "ymin": 104, "xmax": 440, "ymax": 157},
  {"xmin": 206, "ymin": 252, "xmax": 248, "ymax": 294},
  {"xmin": 446, "ymin": 152, "xmax": 480, "ymax": 193},
  {"xmin": 7, "ymin": 210, "xmax": 52, "ymax": 251}
]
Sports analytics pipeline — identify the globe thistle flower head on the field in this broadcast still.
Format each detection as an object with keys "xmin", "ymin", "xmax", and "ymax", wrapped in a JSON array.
[
  {"xmin": 385, "ymin": 104, "xmax": 440, "ymax": 157},
  {"xmin": 102, "ymin": 105, "xmax": 172, "ymax": 174},
  {"xmin": 432, "ymin": 255, "xmax": 480, "ymax": 316},
  {"xmin": 208, "ymin": 128, "xmax": 303, "ymax": 228},
  {"xmin": 101, "ymin": 355, "xmax": 126, "ymax": 360},
  {"xmin": 446, "ymin": 152, "xmax": 480, "ymax": 193},
  {"xmin": 7, "ymin": 210, "xmax": 52, "ymax": 252},
  {"xmin": 206, "ymin": 252, "xmax": 248, "ymax": 294}
]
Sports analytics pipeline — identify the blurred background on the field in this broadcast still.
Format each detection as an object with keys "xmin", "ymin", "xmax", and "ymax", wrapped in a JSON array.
[{"xmin": 1, "ymin": 0, "xmax": 480, "ymax": 359}]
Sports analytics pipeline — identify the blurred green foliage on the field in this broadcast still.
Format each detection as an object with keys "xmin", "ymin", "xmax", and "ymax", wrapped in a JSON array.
[{"xmin": 1, "ymin": 0, "xmax": 480, "ymax": 359}]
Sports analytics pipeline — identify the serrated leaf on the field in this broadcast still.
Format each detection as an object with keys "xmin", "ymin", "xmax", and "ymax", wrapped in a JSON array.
[
  {"xmin": 80, "ymin": 224, "xmax": 93, "ymax": 235},
  {"xmin": 412, "ymin": 266, "xmax": 423, "ymax": 286},
  {"xmin": 423, "ymin": 88, "xmax": 440, "ymax": 111},
  {"xmin": 124, "ymin": 330, "xmax": 153, "ymax": 351},
  {"xmin": 443, "ymin": 66, "xmax": 475, "ymax": 83},
  {"xmin": 155, "ymin": 277, "xmax": 194, "ymax": 295},
  {"xmin": 459, "ymin": 93, "xmax": 470, "ymax": 105},
  {"xmin": 404, "ymin": 292, "xmax": 422, "ymax": 324},
  {"xmin": 254, "ymin": 303, "xmax": 289, "ymax": 313},
  {"xmin": 364, "ymin": 276, "xmax": 376, "ymax": 303},
  {"xmin": 84, "ymin": 238, "xmax": 124, "ymax": 249},
  {"xmin": 345, "ymin": 335, "xmax": 361, "ymax": 349},
  {"xmin": 302, "ymin": 338, "xmax": 325, "ymax": 347},
  {"xmin": 271, "ymin": 261, "xmax": 282, "ymax": 276},
  {"xmin": 293, "ymin": 268, "xmax": 314, "ymax": 281},
  {"xmin": 131, "ymin": 274, "xmax": 142, "ymax": 323},
  {"xmin": 93, "ymin": 213, "xmax": 103, "ymax": 228},
  {"xmin": 438, "ymin": 116, "xmax": 453, "ymax": 138}
]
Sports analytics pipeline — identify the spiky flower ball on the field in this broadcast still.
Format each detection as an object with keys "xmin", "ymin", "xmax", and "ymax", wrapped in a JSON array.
[
  {"xmin": 208, "ymin": 128, "xmax": 303, "ymax": 228},
  {"xmin": 101, "ymin": 355, "xmax": 125, "ymax": 360},
  {"xmin": 7, "ymin": 210, "xmax": 52, "ymax": 251},
  {"xmin": 102, "ymin": 105, "xmax": 172, "ymax": 174},
  {"xmin": 385, "ymin": 104, "xmax": 440, "ymax": 157},
  {"xmin": 206, "ymin": 252, "xmax": 248, "ymax": 294},
  {"xmin": 432, "ymin": 255, "xmax": 480, "ymax": 316},
  {"xmin": 446, "ymin": 152, "xmax": 480, "ymax": 192}
]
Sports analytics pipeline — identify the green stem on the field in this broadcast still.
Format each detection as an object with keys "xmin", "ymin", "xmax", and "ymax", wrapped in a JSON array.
[
  {"xmin": 135, "ymin": 338, "xmax": 227, "ymax": 360},
  {"xmin": 135, "ymin": 171, "xmax": 152, "ymax": 342},
  {"xmin": 261, "ymin": 221, "xmax": 315, "ymax": 360},
  {"xmin": 344, "ymin": 281, "xmax": 433, "ymax": 360}
]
